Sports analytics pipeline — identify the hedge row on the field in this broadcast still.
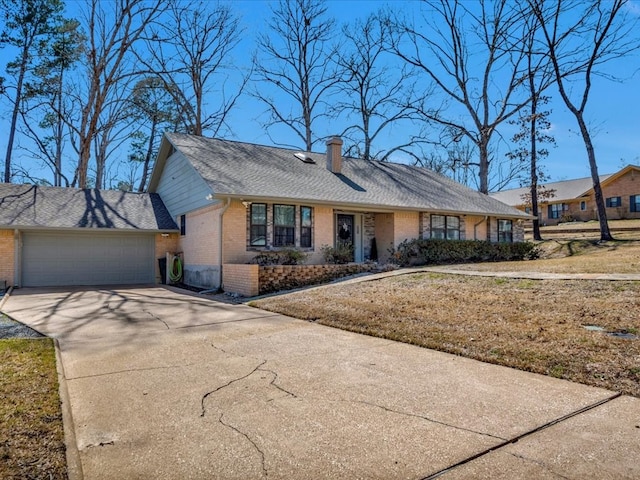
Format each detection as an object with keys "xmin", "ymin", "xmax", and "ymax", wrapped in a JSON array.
[{"xmin": 390, "ymin": 238, "xmax": 540, "ymax": 267}]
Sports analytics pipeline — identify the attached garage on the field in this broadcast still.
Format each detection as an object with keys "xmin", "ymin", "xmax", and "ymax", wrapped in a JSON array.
[
  {"xmin": 22, "ymin": 232, "xmax": 155, "ymax": 287},
  {"xmin": 0, "ymin": 184, "xmax": 179, "ymax": 288}
]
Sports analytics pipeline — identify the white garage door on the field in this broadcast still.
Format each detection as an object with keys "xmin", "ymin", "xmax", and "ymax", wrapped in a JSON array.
[{"xmin": 22, "ymin": 232, "xmax": 155, "ymax": 286}]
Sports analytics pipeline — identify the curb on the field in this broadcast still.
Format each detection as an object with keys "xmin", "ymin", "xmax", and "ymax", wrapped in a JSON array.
[
  {"xmin": 54, "ymin": 338, "xmax": 84, "ymax": 480},
  {"xmin": 0, "ymin": 286, "xmax": 13, "ymax": 311}
]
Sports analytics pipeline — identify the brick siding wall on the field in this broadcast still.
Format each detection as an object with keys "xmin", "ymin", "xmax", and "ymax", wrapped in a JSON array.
[
  {"xmin": 223, "ymin": 200, "xmax": 252, "ymax": 264},
  {"xmin": 224, "ymin": 202, "xmax": 333, "ymax": 265},
  {"xmin": 222, "ymin": 264, "xmax": 259, "ymax": 297},
  {"xmin": 393, "ymin": 211, "xmax": 420, "ymax": 245},
  {"xmin": 465, "ymin": 215, "xmax": 487, "ymax": 241},
  {"xmin": 178, "ymin": 203, "xmax": 223, "ymax": 288},
  {"xmin": 313, "ymin": 207, "xmax": 334, "ymax": 262},
  {"xmin": 0, "ymin": 229, "xmax": 15, "ymax": 287},
  {"xmin": 179, "ymin": 204, "xmax": 220, "ymax": 264},
  {"xmin": 374, "ymin": 213, "xmax": 394, "ymax": 263}
]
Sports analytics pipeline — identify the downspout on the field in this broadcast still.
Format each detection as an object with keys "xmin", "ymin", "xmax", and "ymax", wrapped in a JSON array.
[
  {"xmin": 14, "ymin": 229, "xmax": 21, "ymax": 287},
  {"xmin": 474, "ymin": 216, "xmax": 488, "ymax": 241},
  {"xmin": 216, "ymin": 197, "xmax": 231, "ymax": 289}
]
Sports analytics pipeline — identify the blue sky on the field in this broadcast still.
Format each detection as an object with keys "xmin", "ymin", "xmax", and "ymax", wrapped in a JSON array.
[
  {"xmin": 232, "ymin": 0, "xmax": 640, "ymax": 185},
  {"xmin": 1, "ymin": 0, "xmax": 639, "ymax": 189}
]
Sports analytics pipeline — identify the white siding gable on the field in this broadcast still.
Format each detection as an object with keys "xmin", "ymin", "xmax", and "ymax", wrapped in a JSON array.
[{"xmin": 155, "ymin": 150, "xmax": 213, "ymax": 219}]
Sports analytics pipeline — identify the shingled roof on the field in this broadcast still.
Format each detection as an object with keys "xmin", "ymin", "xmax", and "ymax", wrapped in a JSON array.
[
  {"xmin": 490, "ymin": 174, "xmax": 613, "ymax": 206},
  {"xmin": 0, "ymin": 183, "xmax": 178, "ymax": 231},
  {"xmin": 156, "ymin": 133, "xmax": 528, "ymax": 218}
]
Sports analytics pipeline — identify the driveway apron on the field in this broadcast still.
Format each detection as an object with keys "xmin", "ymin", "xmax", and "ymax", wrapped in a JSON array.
[{"xmin": 3, "ymin": 286, "xmax": 639, "ymax": 479}]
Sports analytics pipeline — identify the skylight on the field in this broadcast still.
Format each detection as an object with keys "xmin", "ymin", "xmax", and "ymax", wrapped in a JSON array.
[{"xmin": 294, "ymin": 152, "xmax": 315, "ymax": 164}]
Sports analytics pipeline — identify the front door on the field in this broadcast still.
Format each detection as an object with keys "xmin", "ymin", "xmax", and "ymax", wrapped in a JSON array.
[{"xmin": 336, "ymin": 214, "xmax": 355, "ymax": 262}]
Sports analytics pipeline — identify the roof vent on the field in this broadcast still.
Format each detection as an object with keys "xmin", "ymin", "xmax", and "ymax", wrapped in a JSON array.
[{"xmin": 294, "ymin": 152, "xmax": 316, "ymax": 164}]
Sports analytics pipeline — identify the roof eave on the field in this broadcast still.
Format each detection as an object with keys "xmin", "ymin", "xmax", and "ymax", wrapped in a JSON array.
[
  {"xmin": 0, "ymin": 225, "xmax": 179, "ymax": 233},
  {"xmin": 213, "ymin": 193, "xmax": 530, "ymax": 219},
  {"xmin": 147, "ymin": 134, "xmax": 174, "ymax": 192}
]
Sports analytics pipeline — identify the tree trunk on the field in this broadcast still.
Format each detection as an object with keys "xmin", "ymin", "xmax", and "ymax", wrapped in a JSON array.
[
  {"xmin": 77, "ymin": 135, "xmax": 91, "ymax": 188},
  {"xmin": 478, "ymin": 139, "xmax": 489, "ymax": 194},
  {"xmin": 529, "ymin": 91, "xmax": 542, "ymax": 241},
  {"xmin": 137, "ymin": 117, "xmax": 157, "ymax": 192},
  {"xmin": 3, "ymin": 47, "xmax": 29, "ymax": 183},
  {"xmin": 54, "ymin": 64, "xmax": 65, "ymax": 187},
  {"xmin": 575, "ymin": 112, "xmax": 613, "ymax": 241}
]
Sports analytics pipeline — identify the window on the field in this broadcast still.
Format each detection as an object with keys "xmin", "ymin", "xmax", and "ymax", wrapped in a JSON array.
[
  {"xmin": 548, "ymin": 203, "xmax": 565, "ymax": 219},
  {"xmin": 250, "ymin": 203, "xmax": 267, "ymax": 246},
  {"xmin": 606, "ymin": 196, "xmax": 621, "ymax": 208},
  {"xmin": 273, "ymin": 205, "xmax": 295, "ymax": 247},
  {"xmin": 525, "ymin": 206, "xmax": 531, "ymax": 214},
  {"xmin": 580, "ymin": 201, "xmax": 586, "ymax": 211},
  {"xmin": 631, "ymin": 195, "xmax": 640, "ymax": 213},
  {"xmin": 430, "ymin": 215, "xmax": 460, "ymax": 240},
  {"xmin": 498, "ymin": 219, "xmax": 513, "ymax": 243},
  {"xmin": 180, "ymin": 214, "xmax": 186, "ymax": 236},
  {"xmin": 300, "ymin": 206, "xmax": 313, "ymax": 248}
]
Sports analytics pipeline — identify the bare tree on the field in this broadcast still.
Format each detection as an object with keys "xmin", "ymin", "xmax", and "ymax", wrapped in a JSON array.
[
  {"xmin": 390, "ymin": 0, "xmax": 535, "ymax": 193},
  {"xmin": 72, "ymin": 0, "xmax": 165, "ymax": 189},
  {"xmin": 505, "ymin": 13, "xmax": 555, "ymax": 241},
  {"xmin": 253, "ymin": 0, "xmax": 338, "ymax": 151},
  {"xmin": 140, "ymin": 1, "xmax": 245, "ymax": 137},
  {"xmin": 0, "ymin": 0, "xmax": 64, "ymax": 183},
  {"xmin": 507, "ymin": 99, "xmax": 555, "ymax": 240},
  {"xmin": 331, "ymin": 13, "xmax": 426, "ymax": 161},
  {"xmin": 529, "ymin": 0, "xmax": 639, "ymax": 242}
]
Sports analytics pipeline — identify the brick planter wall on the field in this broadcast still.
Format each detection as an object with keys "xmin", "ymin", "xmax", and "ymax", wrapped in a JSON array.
[
  {"xmin": 259, "ymin": 264, "xmax": 379, "ymax": 295},
  {"xmin": 223, "ymin": 263, "xmax": 381, "ymax": 297}
]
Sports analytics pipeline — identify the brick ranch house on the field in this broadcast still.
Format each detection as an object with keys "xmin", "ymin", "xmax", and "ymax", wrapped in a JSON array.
[
  {"xmin": 146, "ymin": 133, "xmax": 529, "ymax": 294},
  {"xmin": 490, "ymin": 165, "xmax": 640, "ymax": 226},
  {"xmin": 0, "ymin": 133, "xmax": 528, "ymax": 291}
]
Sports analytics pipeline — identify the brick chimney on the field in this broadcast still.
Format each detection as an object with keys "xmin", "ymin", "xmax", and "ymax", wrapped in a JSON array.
[{"xmin": 326, "ymin": 136, "xmax": 343, "ymax": 174}]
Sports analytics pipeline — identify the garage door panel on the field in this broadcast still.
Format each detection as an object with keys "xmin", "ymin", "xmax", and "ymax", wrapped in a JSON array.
[{"xmin": 22, "ymin": 232, "xmax": 155, "ymax": 286}]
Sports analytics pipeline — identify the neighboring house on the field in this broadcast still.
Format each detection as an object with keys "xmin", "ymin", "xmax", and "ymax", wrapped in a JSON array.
[
  {"xmin": 490, "ymin": 165, "xmax": 640, "ymax": 226},
  {"xmin": 0, "ymin": 184, "xmax": 178, "ymax": 287},
  {"xmin": 148, "ymin": 133, "xmax": 529, "ymax": 290}
]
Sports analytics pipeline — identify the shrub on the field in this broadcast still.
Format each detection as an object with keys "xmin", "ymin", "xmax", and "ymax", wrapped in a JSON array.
[
  {"xmin": 320, "ymin": 244, "xmax": 354, "ymax": 264},
  {"xmin": 390, "ymin": 238, "xmax": 540, "ymax": 267},
  {"xmin": 250, "ymin": 248, "xmax": 309, "ymax": 266}
]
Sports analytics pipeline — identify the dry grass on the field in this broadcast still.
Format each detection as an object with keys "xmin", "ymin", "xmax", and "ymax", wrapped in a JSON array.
[
  {"xmin": 451, "ymin": 239, "xmax": 640, "ymax": 274},
  {"xmin": 253, "ymin": 231, "xmax": 640, "ymax": 396},
  {"xmin": 0, "ymin": 338, "xmax": 67, "ymax": 480}
]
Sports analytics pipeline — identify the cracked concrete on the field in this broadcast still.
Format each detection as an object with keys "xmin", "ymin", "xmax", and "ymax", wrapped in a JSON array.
[
  {"xmin": 3, "ymin": 285, "xmax": 640, "ymax": 479},
  {"xmin": 219, "ymin": 413, "xmax": 268, "ymax": 478}
]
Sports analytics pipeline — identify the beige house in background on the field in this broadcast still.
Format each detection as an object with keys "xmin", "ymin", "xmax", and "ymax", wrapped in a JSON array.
[
  {"xmin": 148, "ymin": 133, "xmax": 529, "ymax": 290},
  {"xmin": 490, "ymin": 165, "xmax": 640, "ymax": 226}
]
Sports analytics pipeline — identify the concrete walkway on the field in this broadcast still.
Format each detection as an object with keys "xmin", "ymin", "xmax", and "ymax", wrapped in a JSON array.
[{"xmin": 3, "ymin": 285, "xmax": 640, "ymax": 479}]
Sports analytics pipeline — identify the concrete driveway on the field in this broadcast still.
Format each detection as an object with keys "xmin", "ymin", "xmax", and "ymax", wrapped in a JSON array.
[{"xmin": 3, "ymin": 285, "xmax": 640, "ymax": 479}]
